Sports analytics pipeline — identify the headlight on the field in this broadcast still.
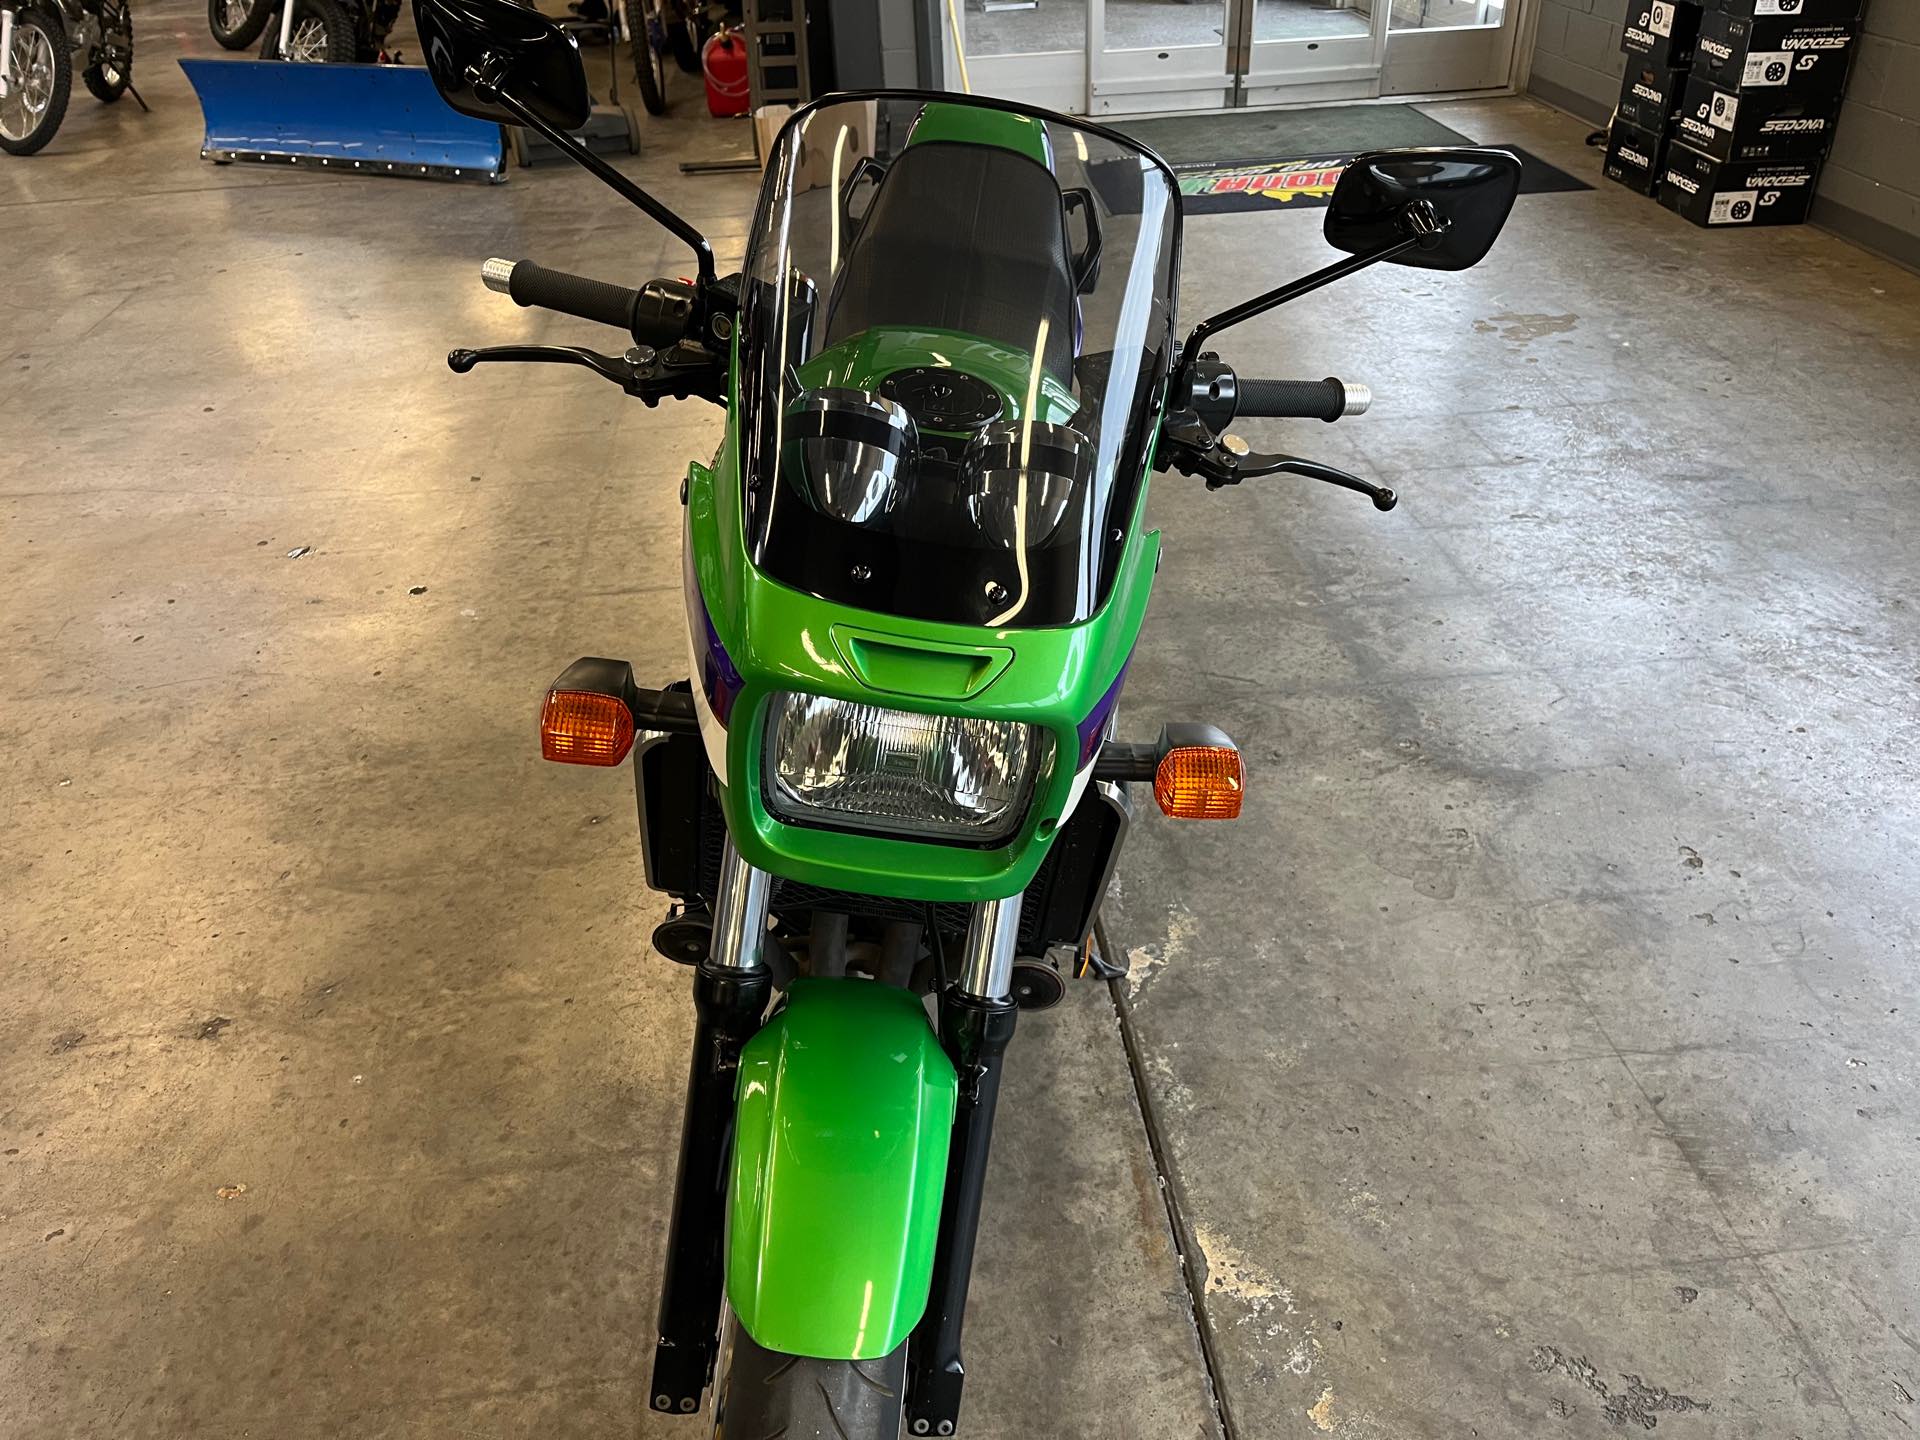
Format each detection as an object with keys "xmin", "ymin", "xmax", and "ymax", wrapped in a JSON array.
[{"xmin": 764, "ymin": 692, "xmax": 1049, "ymax": 844}]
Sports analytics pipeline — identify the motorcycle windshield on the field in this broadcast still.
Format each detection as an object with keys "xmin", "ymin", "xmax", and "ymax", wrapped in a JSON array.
[{"xmin": 739, "ymin": 96, "xmax": 1180, "ymax": 629}]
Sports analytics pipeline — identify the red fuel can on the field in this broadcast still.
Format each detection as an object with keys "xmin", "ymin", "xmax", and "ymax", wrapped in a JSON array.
[{"xmin": 702, "ymin": 29, "xmax": 749, "ymax": 118}]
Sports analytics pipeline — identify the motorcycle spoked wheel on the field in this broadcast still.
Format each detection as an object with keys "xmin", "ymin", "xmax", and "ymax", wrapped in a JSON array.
[
  {"xmin": 667, "ymin": 7, "xmax": 700, "ymax": 74},
  {"xmin": 208, "ymin": 0, "xmax": 270, "ymax": 49},
  {"xmin": 0, "ymin": 5, "xmax": 70, "ymax": 156},
  {"xmin": 619, "ymin": 0, "xmax": 667, "ymax": 115},
  {"xmin": 258, "ymin": 0, "xmax": 354, "ymax": 62},
  {"xmin": 711, "ymin": 1314, "xmax": 908, "ymax": 1440},
  {"xmin": 83, "ymin": 1, "xmax": 133, "ymax": 102}
]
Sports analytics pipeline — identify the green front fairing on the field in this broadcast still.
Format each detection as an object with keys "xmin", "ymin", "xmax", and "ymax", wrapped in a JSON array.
[
  {"xmin": 727, "ymin": 979, "xmax": 957, "ymax": 1359},
  {"xmin": 686, "ymin": 345, "xmax": 1163, "ymax": 903}
]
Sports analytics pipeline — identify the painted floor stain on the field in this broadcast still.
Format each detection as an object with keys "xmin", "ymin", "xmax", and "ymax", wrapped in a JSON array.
[
  {"xmin": 1474, "ymin": 312, "xmax": 1581, "ymax": 344},
  {"xmin": 1309, "ymin": 1388, "xmax": 1337, "ymax": 1432}
]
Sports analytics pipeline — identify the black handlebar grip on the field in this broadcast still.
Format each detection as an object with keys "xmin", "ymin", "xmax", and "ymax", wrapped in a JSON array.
[
  {"xmin": 1234, "ymin": 376, "xmax": 1356, "ymax": 423},
  {"xmin": 505, "ymin": 260, "xmax": 642, "ymax": 333}
]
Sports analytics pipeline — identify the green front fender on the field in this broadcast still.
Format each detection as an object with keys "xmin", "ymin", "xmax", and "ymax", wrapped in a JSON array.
[{"xmin": 727, "ymin": 979, "xmax": 957, "ymax": 1360}]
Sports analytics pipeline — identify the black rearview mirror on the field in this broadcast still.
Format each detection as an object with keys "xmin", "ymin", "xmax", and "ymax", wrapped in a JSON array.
[
  {"xmin": 412, "ymin": 0, "xmax": 713, "ymax": 285},
  {"xmin": 414, "ymin": 0, "xmax": 591, "ymax": 132},
  {"xmin": 1324, "ymin": 148, "xmax": 1523, "ymax": 272}
]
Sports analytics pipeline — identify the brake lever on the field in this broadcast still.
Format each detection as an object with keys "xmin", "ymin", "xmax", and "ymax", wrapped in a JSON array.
[
  {"xmin": 447, "ymin": 340, "xmax": 725, "ymax": 406},
  {"xmin": 1158, "ymin": 411, "xmax": 1398, "ymax": 511},
  {"xmin": 450, "ymin": 343, "xmax": 641, "ymax": 390}
]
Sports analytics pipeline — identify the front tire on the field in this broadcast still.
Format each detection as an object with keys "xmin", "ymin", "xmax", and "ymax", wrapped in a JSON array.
[
  {"xmin": 208, "ymin": 0, "xmax": 271, "ymax": 49},
  {"xmin": 258, "ymin": 0, "xmax": 354, "ymax": 62},
  {"xmin": 713, "ymin": 1316, "xmax": 906, "ymax": 1440},
  {"xmin": 620, "ymin": 0, "xmax": 666, "ymax": 115},
  {"xmin": 668, "ymin": 8, "xmax": 700, "ymax": 74},
  {"xmin": 83, "ymin": 1, "xmax": 133, "ymax": 103},
  {"xmin": 0, "ymin": 6, "xmax": 70, "ymax": 155}
]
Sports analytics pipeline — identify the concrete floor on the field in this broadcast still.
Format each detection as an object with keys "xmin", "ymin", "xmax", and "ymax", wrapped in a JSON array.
[{"xmin": 4, "ymin": 9, "xmax": 1920, "ymax": 1440}]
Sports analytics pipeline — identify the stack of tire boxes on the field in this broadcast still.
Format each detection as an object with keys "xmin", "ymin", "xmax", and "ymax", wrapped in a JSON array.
[
  {"xmin": 1605, "ymin": 0, "xmax": 1862, "ymax": 228},
  {"xmin": 1604, "ymin": 2, "xmax": 1703, "ymax": 197},
  {"xmin": 1659, "ymin": 0, "xmax": 1860, "ymax": 227}
]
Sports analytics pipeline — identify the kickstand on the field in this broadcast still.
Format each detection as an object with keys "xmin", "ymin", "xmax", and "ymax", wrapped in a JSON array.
[{"xmin": 125, "ymin": 79, "xmax": 150, "ymax": 113}]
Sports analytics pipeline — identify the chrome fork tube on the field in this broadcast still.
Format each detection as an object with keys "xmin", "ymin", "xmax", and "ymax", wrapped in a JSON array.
[
  {"xmin": 649, "ymin": 836, "xmax": 773, "ymax": 1414},
  {"xmin": 1, "ymin": 9, "xmax": 15, "ymax": 95},
  {"xmin": 908, "ymin": 893, "xmax": 1022, "ymax": 1434},
  {"xmin": 707, "ymin": 839, "xmax": 771, "ymax": 972},
  {"xmin": 953, "ymin": 894, "xmax": 1021, "ymax": 1001}
]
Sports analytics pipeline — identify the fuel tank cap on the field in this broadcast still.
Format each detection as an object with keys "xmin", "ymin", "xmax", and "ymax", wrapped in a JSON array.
[{"xmin": 879, "ymin": 367, "xmax": 1003, "ymax": 432}]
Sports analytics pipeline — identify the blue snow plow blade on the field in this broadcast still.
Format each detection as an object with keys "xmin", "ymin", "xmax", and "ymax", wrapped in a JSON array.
[{"xmin": 179, "ymin": 59, "xmax": 506, "ymax": 182}]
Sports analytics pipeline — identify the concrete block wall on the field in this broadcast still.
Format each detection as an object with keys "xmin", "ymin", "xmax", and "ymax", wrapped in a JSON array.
[
  {"xmin": 1524, "ymin": 0, "xmax": 1630, "ymax": 124},
  {"xmin": 1812, "ymin": 2, "xmax": 1920, "ymax": 269}
]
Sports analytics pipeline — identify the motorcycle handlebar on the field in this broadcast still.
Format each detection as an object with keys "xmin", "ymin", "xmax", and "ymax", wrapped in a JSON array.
[
  {"xmin": 1235, "ymin": 376, "xmax": 1372, "ymax": 423},
  {"xmin": 481, "ymin": 258, "xmax": 693, "ymax": 349}
]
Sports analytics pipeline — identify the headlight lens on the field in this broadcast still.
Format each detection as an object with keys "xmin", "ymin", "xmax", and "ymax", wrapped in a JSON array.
[{"xmin": 764, "ymin": 693, "xmax": 1049, "ymax": 844}]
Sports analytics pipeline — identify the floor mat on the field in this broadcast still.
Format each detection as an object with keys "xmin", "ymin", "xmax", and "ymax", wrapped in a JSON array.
[
  {"xmin": 1175, "ymin": 147, "xmax": 1591, "ymax": 214},
  {"xmin": 1113, "ymin": 104, "xmax": 1471, "ymax": 167}
]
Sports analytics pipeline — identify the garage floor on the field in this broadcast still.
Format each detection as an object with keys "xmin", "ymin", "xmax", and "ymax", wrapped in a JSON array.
[{"xmin": 6, "ymin": 7, "xmax": 1920, "ymax": 1437}]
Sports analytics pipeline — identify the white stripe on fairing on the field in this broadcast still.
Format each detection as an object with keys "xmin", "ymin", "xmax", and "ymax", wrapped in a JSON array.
[
  {"xmin": 684, "ymin": 621, "xmax": 729, "ymax": 779},
  {"xmin": 1061, "ymin": 756, "xmax": 1096, "ymax": 822}
]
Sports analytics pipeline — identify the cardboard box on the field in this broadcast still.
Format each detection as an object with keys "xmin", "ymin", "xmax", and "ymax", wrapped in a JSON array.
[
  {"xmin": 1671, "ymin": 74, "xmax": 1841, "ymax": 161},
  {"xmin": 753, "ymin": 104, "xmax": 794, "ymax": 171},
  {"xmin": 1657, "ymin": 142, "xmax": 1821, "ymax": 226},
  {"xmin": 1693, "ymin": 11, "xmax": 1859, "ymax": 99},
  {"xmin": 1622, "ymin": 0, "xmax": 1704, "ymax": 69},
  {"xmin": 1617, "ymin": 55, "xmax": 1693, "ymax": 131},
  {"xmin": 1712, "ymin": 0, "xmax": 1861, "ymax": 20},
  {"xmin": 1604, "ymin": 120, "xmax": 1668, "ymax": 195}
]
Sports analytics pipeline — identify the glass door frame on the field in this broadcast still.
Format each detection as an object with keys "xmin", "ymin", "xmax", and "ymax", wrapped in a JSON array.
[
  {"xmin": 957, "ymin": 0, "xmax": 1530, "ymax": 119},
  {"xmin": 1092, "ymin": 0, "xmax": 1390, "ymax": 116},
  {"xmin": 1380, "ymin": 0, "xmax": 1524, "ymax": 96},
  {"xmin": 1233, "ymin": 0, "xmax": 1391, "ymax": 111}
]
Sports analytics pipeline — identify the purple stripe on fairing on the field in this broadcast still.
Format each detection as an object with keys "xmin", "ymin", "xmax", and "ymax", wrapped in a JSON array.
[
  {"xmin": 684, "ymin": 542, "xmax": 742, "ymax": 725},
  {"xmin": 700, "ymin": 603, "xmax": 743, "ymax": 725},
  {"xmin": 1077, "ymin": 660, "xmax": 1130, "ymax": 766}
]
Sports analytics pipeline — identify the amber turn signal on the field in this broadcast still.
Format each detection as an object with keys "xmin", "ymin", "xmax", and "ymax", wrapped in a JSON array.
[
  {"xmin": 541, "ymin": 688, "xmax": 635, "ymax": 766},
  {"xmin": 1154, "ymin": 745, "xmax": 1245, "ymax": 820}
]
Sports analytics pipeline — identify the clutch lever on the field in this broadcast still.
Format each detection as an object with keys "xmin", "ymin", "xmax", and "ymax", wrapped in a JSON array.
[{"xmin": 1159, "ymin": 411, "xmax": 1398, "ymax": 510}]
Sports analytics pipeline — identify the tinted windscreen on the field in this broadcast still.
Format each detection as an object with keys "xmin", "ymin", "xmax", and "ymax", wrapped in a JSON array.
[{"xmin": 739, "ymin": 96, "xmax": 1179, "ymax": 629}]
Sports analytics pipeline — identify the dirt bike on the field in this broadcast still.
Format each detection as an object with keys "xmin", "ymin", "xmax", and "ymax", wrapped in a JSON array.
[
  {"xmin": 208, "ymin": 0, "xmax": 398, "ymax": 62},
  {"xmin": 412, "ymin": 1, "xmax": 1521, "ymax": 1432},
  {"xmin": 0, "ymin": 0, "xmax": 138, "ymax": 155}
]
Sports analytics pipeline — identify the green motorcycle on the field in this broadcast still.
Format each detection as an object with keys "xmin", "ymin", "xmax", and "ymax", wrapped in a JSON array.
[{"xmin": 415, "ymin": 2, "xmax": 1521, "ymax": 1432}]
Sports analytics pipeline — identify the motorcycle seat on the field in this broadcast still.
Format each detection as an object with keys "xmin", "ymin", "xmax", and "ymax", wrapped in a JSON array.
[{"xmin": 823, "ymin": 140, "xmax": 1078, "ymax": 386}]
